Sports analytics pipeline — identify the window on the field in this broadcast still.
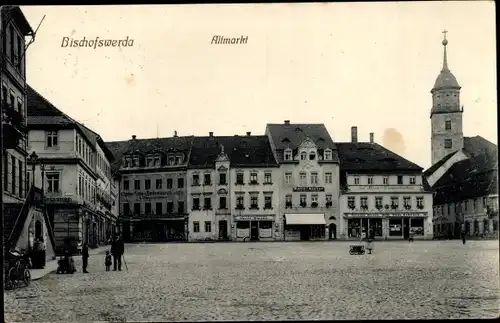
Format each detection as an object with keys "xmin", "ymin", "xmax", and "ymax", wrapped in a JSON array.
[
  {"xmin": 445, "ymin": 120, "xmax": 451, "ymax": 130},
  {"xmin": 168, "ymin": 157, "xmax": 175, "ymax": 166},
  {"xmin": 309, "ymin": 152, "xmax": 316, "ymax": 160},
  {"xmin": 264, "ymin": 173, "xmax": 272, "ymax": 184},
  {"xmin": 145, "ymin": 179, "xmax": 151, "ymax": 190},
  {"xmin": 46, "ymin": 131, "xmax": 58, "ymax": 148},
  {"xmin": 250, "ymin": 173, "xmax": 258, "ymax": 184},
  {"xmin": 285, "ymin": 195, "xmax": 292, "ymax": 207},
  {"xmin": 204, "ymin": 197, "xmax": 212, "ymax": 210},
  {"xmin": 134, "ymin": 203, "xmax": 140, "ymax": 214},
  {"xmin": 383, "ymin": 177, "xmax": 389, "ymax": 185},
  {"xmin": 47, "ymin": 173, "xmax": 60, "ymax": 192},
  {"xmin": 397, "ymin": 176, "xmax": 403, "ymax": 185},
  {"xmin": 27, "ymin": 171, "xmax": 31, "ymax": 190},
  {"xmin": 444, "ymin": 139, "xmax": 452, "ymax": 149},
  {"xmin": 417, "ymin": 197, "xmax": 424, "ymax": 209},
  {"xmin": 300, "ymin": 172, "xmax": 307, "ymax": 185},
  {"xmin": 367, "ymin": 177, "xmax": 373, "ymax": 185},
  {"xmin": 348, "ymin": 197, "xmax": 355, "ymax": 209},
  {"xmin": 146, "ymin": 157, "xmax": 154, "ymax": 167},
  {"xmin": 178, "ymin": 201, "xmax": 184, "ymax": 213},
  {"xmin": 145, "ymin": 203, "xmax": 152, "ymax": 214},
  {"xmin": 250, "ymin": 195, "xmax": 258, "ymax": 209},
  {"xmin": 354, "ymin": 177, "xmax": 360, "ymax": 185},
  {"xmin": 219, "ymin": 173, "xmax": 227, "ymax": 185},
  {"xmin": 167, "ymin": 201, "xmax": 174, "ymax": 213},
  {"xmin": 204, "ymin": 174, "xmax": 211, "ymax": 185},
  {"xmin": 18, "ymin": 160, "xmax": 23, "ymax": 197},
  {"xmin": 177, "ymin": 178, "xmax": 184, "ymax": 189},
  {"xmin": 403, "ymin": 197, "xmax": 411, "ymax": 209},
  {"xmin": 300, "ymin": 152, "xmax": 307, "ymax": 160},
  {"xmin": 483, "ymin": 197, "xmax": 487, "ymax": 207},
  {"xmin": 175, "ymin": 156, "xmax": 181, "ymax": 165},
  {"xmin": 325, "ymin": 194, "xmax": 332, "ymax": 206},
  {"xmin": 360, "ymin": 197, "xmax": 368, "ymax": 209},
  {"xmin": 192, "ymin": 174, "xmax": 199, "ymax": 186},
  {"xmin": 285, "ymin": 172, "xmax": 292, "ymax": 185},
  {"xmin": 375, "ymin": 197, "xmax": 383, "ymax": 208},
  {"xmin": 410, "ymin": 176, "xmax": 416, "ymax": 185},
  {"xmin": 473, "ymin": 199, "xmax": 477, "ymax": 210},
  {"xmin": 193, "ymin": 222, "xmax": 200, "ymax": 233},
  {"xmin": 3, "ymin": 153, "xmax": 8, "ymax": 191},
  {"xmin": 264, "ymin": 195, "xmax": 272, "ymax": 209},
  {"xmin": 284, "ymin": 149, "xmax": 292, "ymax": 161},
  {"xmin": 236, "ymin": 195, "xmax": 244, "ymax": 208},
  {"xmin": 134, "ymin": 180, "xmax": 140, "ymax": 190},
  {"xmin": 324, "ymin": 150, "xmax": 332, "ymax": 160},
  {"xmin": 324, "ymin": 172, "xmax": 332, "ymax": 184},
  {"xmin": 464, "ymin": 200, "xmax": 469, "ymax": 211},
  {"xmin": 156, "ymin": 202, "xmax": 162, "ymax": 215},
  {"xmin": 311, "ymin": 172, "xmax": 318, "ymax": 185},
  {"xmin": 236, "ymin": 173, "xmax": 244, "ymax": 185},
  {"xmin": 205, "ymin": 221, "xmax": 212, "ymax": 232},
  {"xmin": 123, "ymin": 203, "xmax": 130, "ymax": 216},
  {"xmin": 9, "ymin": 25, "xmax": 15, "ymax": 63},
  {"xmin": 391, "ymin": 197, "xmax": 399, "ymax": 209},
  {"xmin": 156, "ymin": 179, "xmax": 162, "ymax": 189},
  {"xmin": 11, "ymin": 156, "xmax": 16, "ymax": 194},
  {"xmin": 192, "ymin": 197, "xmax": 200, "ymax": 210},
  {"xmin": 311, "ymin": 194, "xmax": 318, "ymax": 205},
  {"xmin": 17, "ymin": 98, "xmax": 23, "ymax": 118},
  {"xmin": 167, "ymin": 178, "xmax": 173, "ymax": 189},
  {"xmin": 154, "ymin": 157, "xmax": 161, "ymax": 167},
  {"xmin": 219, "ymin": 196, "xmax": 227, "ymax": 209},
  {"xmin": 300, "ymin": 194, "xmax": 307, "ymax": 206}
]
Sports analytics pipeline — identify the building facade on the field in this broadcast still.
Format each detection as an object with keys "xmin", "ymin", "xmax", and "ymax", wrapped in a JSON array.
[
  {"xmin": 107, "ymin": 135, "xmax": 194, "ymax": 242},
  {"xmin": 27, "ymin": 85, "xmax": 116, "ymax": 251},
  {"xmin": 337, "ymin": 128, "xmax": 434, "ymax": 240},
  {"xmin": 187, "ymin": 133, "xmax": 280, "ymax": 242},
  {"xmin": 425, "ymin": 32, "xmax": 498, "ymax": 239},
  {"xmin": 266, "ymin": 121, "xmax": 340, "ymax": 241}
]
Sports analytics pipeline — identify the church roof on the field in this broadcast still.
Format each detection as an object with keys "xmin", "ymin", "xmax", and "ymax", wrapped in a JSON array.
[{"xmin": 431, "ymin": 35, "xmax": 461, "ymax": 94}]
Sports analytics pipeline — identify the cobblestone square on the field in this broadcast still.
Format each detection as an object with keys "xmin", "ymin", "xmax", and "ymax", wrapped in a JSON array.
[{"xmin": 4, "ymin": 240, "xmax": 500, "ymax": 322}]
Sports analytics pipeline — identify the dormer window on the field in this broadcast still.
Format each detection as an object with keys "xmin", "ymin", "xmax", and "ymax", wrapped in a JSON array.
[
  {"xmin": 175, "ymin": 156, "xmax": 182, "ymax": 165},
  {"xmin": 324, "ymin": 149, "xmax": 332, "ymax": 160},
  {"xmin": 154, "ymin": 157, "xmax": 161, "ymax": 167},
  {"xmin": 284, "ymin": 149, "xmax": 292, "ymax": 161},
  {"xmin": 122, "ymin": 158, "xmax": 129, "ymax": 168},
  {"xmin": 133, "ymin": 157, "xmax": 140, "ymax": 167},
  {"xmin": 146, "ymin": 157, "xmax": 154, "ymax": 167},
  {"xmin": 168, "ymin": 156, "xmax": 175, "ymax": 166},
  {"xmin": 300, "ymin": 152, "xmax": 307, "ymax": 160},
  {"xmin": 309, "ymin": 152, "xmax": 316, "ymax": 160}
]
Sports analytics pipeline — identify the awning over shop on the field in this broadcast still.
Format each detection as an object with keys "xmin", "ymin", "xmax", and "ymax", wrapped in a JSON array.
[{"xmin": 285, "ymin": 214, "xmax": 326, "ymax": 225}]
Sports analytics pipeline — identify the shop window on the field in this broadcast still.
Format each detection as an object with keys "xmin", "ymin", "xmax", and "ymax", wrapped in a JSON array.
[
  {"xmin": 410, "ymin": 218, "xmax": 424, "ymax": 235},
  {"xmin": 347, "ymin": 219, "xmax": 361, "ymax": 238},
  {"xmin": 473, "ymin": 219, "xmax": 479, "ymax": 235},
  {"xmin": 369, "ymin": 218, "xmax": 383, "ymax": 237},
  {"xmin": 493, "ymin": 220, "xmax": 498, "ymax": 232},
  {"xmin": 389, "ymin": 219, "xmax": 402, "ymax": 236},
  {"xmin": 259, "ymin": 221, "xmax": 273, "ymax": 238},
  {"xmin": 310, "ymin": 225, "xmax": 325, "ymax": 239},
  {"xmin": 483, "ymin": 219, "xmax": 489, "ymax": 233},
  {"xmin": 236, "ymin": 221, "xmax": 250, "ymax": 238}
]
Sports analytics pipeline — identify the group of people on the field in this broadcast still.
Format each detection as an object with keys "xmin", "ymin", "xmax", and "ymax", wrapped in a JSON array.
[{"xmin": 81, "ymin": 235, "xmax": 125, "ymax": 273}]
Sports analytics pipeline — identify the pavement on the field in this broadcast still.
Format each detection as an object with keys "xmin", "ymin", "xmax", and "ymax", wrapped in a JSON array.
[
  {"xmin": 31, "ymin": 245, "xmax": 111, "ymax": 281},
  {"xmin": 4, "ymin": 240, "xmax": 499, "ymax": 322}
]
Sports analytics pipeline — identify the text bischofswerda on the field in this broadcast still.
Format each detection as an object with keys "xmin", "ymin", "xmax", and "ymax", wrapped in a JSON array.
[{"xmin": 61, "ymin": 36, "xmax": 134, "ymax": 48}]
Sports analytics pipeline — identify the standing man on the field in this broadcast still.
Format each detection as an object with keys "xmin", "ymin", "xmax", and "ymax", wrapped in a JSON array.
[
  {"xmin": 111, "ymin": 235, "xmax": 124, "ymax": 271},
  {"xmin": 82, "ymin": 242, "xmax": 89, "ymax": 273}
]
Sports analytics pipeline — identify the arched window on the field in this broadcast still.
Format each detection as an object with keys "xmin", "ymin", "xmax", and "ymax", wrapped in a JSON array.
[
  {"xmin": 309, "ymin": 152, "xmax": 316, "ymax": 160},
  {"xmin": 300, "ymin": 152, "xmax": 306, "ymax": 160}
]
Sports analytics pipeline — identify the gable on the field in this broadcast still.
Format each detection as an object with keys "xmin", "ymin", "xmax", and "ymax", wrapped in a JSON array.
[{"xmin": 298, "ymin": 137, "xmax": 317, "ymax": 150}]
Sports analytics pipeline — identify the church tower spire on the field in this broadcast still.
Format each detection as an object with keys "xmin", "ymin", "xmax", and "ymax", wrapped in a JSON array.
[{"xmin": 430, "ymin": 31, "xmax": 464, "ymax": 166}]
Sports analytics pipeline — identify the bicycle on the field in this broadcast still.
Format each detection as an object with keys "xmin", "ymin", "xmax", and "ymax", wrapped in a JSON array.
[{"xmin": 5, "ymin": 248, "xmax": 32, "ymax": 290}]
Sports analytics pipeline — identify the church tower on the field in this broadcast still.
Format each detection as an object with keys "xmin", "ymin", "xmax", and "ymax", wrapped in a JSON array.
[{"xmin": 430, "ymin": 31, "xmax": 464, "ymax": 166}]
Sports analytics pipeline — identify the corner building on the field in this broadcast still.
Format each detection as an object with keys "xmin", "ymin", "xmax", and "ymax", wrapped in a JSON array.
[
  {"xmin": 337, "ymin": 127, "xmax": 434, "ymax": 240},
  {"xmin": 266, "ymin": 121, "xmax": 340, "ymax": 241},
  {"xmin": 106, "ymin": 135, "xmax": 194, "ymax": 242},
  {"xmin": 187, "ymin": 132, "xmax": 280, "ymax": 242}
]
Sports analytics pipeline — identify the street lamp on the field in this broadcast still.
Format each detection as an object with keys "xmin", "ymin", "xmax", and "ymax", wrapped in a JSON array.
[{"xmin": 28, "ymin": 151, "xmax": 38, "ymax": 187}]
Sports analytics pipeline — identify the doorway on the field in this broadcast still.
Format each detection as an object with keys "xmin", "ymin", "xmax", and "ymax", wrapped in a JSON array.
[
  {"xmin": 35, "ymin": 220, "xmax": 43, "ymax": 241},
  {"xmin": 329, "ymin": 223, "xmax": 337, "ymax": 240},
  {"xmin": 219, "ymin": 220, "xmax": 228, "ymax": 240},
  {"xmin": 300, "ymin": 226, "xmax": 310, "ymax": 241},
  {"xmin": 250, "ymin": 221, "xmax": 259, "ymax": 241},
  {"xmin": 403, "ymin": 218, "xmax": 410, "ymax": 240}
]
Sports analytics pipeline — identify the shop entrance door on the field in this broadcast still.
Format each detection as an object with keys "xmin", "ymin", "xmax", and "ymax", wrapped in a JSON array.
[
  {"xmin": 329, "ymin": 223, "xmax": 337, "ymax": 240},
  {"xmin": 250, "ymin": 221, "xmax": 259, "ymax": 241},
  {"xmin": 403, "ymin": 218, "xmax": 410, "ymax": 239},
  {"xmin": 219, "ymin": 220, "xmax": 228, "ymax": 240}
]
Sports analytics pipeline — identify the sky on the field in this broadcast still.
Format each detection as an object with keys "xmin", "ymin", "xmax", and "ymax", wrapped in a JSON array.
[{"xmin": 21, "ymin": 2, "xmax": 497, "ymax": 169}]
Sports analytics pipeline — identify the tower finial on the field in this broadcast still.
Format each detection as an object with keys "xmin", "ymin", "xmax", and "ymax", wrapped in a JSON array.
[{"xmin": 441, "ymin": 30, "xmax": 449, "ymax": 71}]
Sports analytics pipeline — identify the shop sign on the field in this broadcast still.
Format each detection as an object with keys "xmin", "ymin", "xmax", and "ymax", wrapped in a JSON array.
[
  {"xmin": 121, "ymin": 190, "xmax": 183, "ymax": 200},
  {"xmin": 293, "ymin": 187, "xmax": 325, "ymax": 192},
  {"xmin": 235, "ymin": 215, "xmax": 275, "ymax": 221},
  {"xmin": 44, "ymin": 197, "xmax": 74, "ymax": 204}
]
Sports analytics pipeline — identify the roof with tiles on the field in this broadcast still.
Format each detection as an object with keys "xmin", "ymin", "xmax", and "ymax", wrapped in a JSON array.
[
  {"xmin": 266, "ymin": 123, "xmax": 339, "ymax": 163},
  {"xmin": 423, "ymin": 151, "xmax": 457, "ymax": 177},
  {"xmin": 106, "ymin": 136, "xmax": 195, "ymax": 173},
  {"xmin": 463, "ymin": 136, "xmax": 497, "ymax": 157},
  {"xmin": 432, "ymin": 150, "xmax": 498, "ymax": 205},
  {"xmin": 27, "ymin": 85, "xmax": 115, "ymax": 162},
  {"xmin": 188, "ymin": 135, "xmax": 278, "ymax": 169}
]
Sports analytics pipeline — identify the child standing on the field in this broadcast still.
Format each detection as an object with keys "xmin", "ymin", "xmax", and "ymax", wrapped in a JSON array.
[{"xmin": 105, "ymin": 251, "xmax": 112, "ymax": 271}]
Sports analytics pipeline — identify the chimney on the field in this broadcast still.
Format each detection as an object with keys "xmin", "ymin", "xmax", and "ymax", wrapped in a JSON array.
[
  {"xmin": 369, "ymin": 132, "xmax": 374, "ymax": 143},
  {"xmin": 246, "ymin": 132, "xmax": 251, "ymax": 136},
  {"xmin": 174, "ymin": 131, "xmax": 178, "ymax": 137},
  {"xmin": 284, "ymin": 120, "xmax": 290, "ymax": 125},
  {"xmin": 132, "ymin": 135, "xmax": 136, "ymax": 140},
  {"xmin": 209, "ymin": 132, "xmax": 213, "ymax": 137},
  {"xmin": 351, "ymin": 126, "xmax": 358, "ymax": 143}
]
